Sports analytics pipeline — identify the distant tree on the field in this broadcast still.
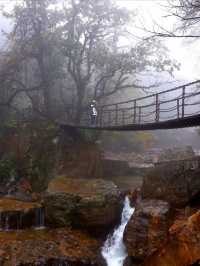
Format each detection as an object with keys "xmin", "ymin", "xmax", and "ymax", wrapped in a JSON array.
[{"xmin": 0, "ymin": 0, "xmax": 63, "ymax": 120}]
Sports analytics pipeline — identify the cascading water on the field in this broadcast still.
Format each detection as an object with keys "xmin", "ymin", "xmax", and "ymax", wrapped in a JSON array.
[
  {"xmin": 102, "ymin": 196, "xmax": 134, "ymax": 266},
  {"xmin": 35, "ymin": 207, "xmax": 45, "ymax": 229}
]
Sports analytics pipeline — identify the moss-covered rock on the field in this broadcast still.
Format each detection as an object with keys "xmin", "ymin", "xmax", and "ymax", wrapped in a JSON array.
[
  {"xmin": 43, "ymin": 177, "xmax": 123, "ymax": 235},
  {"xmin": 142, "ymin": 159, "xmax": 200, "ymax": 207}
]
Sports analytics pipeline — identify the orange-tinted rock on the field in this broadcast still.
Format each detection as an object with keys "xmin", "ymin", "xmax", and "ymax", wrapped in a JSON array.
[
  {"xmin": 124, "ymin": 200, "xmax": 172, "ymax": 261},
  {"xmin": 0, "ymin": 198, "xmax": 43, "ymax": 230},
  {"xmin": 0, "ymin": 228, "xmax": 101, "ymax": 266},
  {"xmin": 143, "ymin": 211, "xmax": 200, "ymax": 266},
  {"xmin": 0, "ymin": 199, "xmax": 41, "ymax": 212}
]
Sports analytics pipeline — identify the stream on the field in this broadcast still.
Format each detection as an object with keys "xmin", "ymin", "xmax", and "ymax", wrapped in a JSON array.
[{"xmin": 102, "ymin": 196, "xmax": 134, "ymax": 266}]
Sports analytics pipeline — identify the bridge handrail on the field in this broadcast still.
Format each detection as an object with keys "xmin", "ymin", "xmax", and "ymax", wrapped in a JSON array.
[{"xmin": 100, "ymin": 80, "xmax": 200, "ymax": 108}]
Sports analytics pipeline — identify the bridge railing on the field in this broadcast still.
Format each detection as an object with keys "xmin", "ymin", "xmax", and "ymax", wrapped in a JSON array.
[{"xmin": 80, "ymin": 80, "xmax": 200, "ymax": 127}]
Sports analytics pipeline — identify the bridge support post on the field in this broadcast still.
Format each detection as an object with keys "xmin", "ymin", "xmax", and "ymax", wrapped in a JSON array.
[
  {"xmin": 122, "ymin": 110, "xmax": 125, "ymax": 125},
  {"xmin": 182, "ymin": 86, "xmax": 185, "ymax": 118},
  {"xmin": 155, "ymin": 94, "xmax": 160, "ymax": 122},
  {"xmin": 133, "ymin": 100, "xmax": 137, "ymax": 124},
  {"xmin": 115, "ymin": 104, "xmax": 118, "ymax": 126},
  {"xmin": 177, "ymin": 99, "xmax": 180, "ymax": 119},
  {"xmin": 139, "ymin": 106, "xmax": 142, "ymax": 124}
]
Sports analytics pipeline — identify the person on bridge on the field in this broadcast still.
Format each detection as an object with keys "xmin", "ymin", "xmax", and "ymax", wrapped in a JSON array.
[{"xmin": 90, "ymin": 100, "xmax": 98, "ymax": 126}]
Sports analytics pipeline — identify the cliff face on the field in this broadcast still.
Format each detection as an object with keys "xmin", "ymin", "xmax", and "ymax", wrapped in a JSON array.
[
  {"xmin": 124, "ymin": 200, "xmax": 172, "ymax": 261},
  {"xmin": 124, "ymin": 158, "xmax": 200, "ymax": 266},
  {"xmin": 141, "ymin": 159, "xmax": 200, "ymax": 208},
  {"xmin": 144, "ymin": 211, "xmax": 200, "ymax": 266}
]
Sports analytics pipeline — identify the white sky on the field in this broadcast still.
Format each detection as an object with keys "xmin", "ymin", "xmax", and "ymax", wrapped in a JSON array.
[
  {"xmin": 0, "ymin": 0, "xmax": 200, "ymax": 81},
  {"xmin": 116, "ymin": 0, "xmax": 200, "ymax": 81}
]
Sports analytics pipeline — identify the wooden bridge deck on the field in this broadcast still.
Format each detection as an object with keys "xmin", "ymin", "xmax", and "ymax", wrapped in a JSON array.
[{"xmin": 61, "ymin": 114, "xmax": 200, "ymax": 131}]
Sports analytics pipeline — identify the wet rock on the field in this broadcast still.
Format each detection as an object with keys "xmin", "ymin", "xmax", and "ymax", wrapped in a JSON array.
[
  {"xmin": 43, "ymin": 193, "xmax": 79, "ymax": 228},
  {"xmin": 123, "ymin": 257, "xmax": 142, "ymax": 266},
  {"xmin": 0, "ymin": 228, "xmax": 101, "ymax": 266},
  {"xmin": 123, "ymin": 256, "xmax": 132, "ymax": 266},
  {"xmin": 144, "ymin": 210, "xmax": 200, "ymax": 266},
  {"xmin": 0, "ymin": 198, "xmax": 43, "ymax": 230},
  {"xmin": 43, "ymin": 177, "xmax": 123, "ymax": 235},
  {"xmin": 124, "ymin": 199, "xmax": 172, "ymax": 261},
  {"xmin": 142, "ymin": 159, "xmax": 200, "ymax": 207}
]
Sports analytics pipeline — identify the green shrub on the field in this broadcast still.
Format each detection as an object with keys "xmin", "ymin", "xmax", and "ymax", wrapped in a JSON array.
[{"xmin": 0, "ymin": 155, "xmax": 17, "ymax": 183}]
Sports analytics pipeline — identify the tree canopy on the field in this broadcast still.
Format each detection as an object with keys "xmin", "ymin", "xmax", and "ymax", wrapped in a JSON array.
[{"xmin": 0, "ymin": 0, "xmax": 178, "ymax": 123}]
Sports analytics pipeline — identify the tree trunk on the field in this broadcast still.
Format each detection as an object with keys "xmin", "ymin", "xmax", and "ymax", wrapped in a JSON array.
[
  {"xmin": 37, "ymin": 55, "xmax": 52, "ymax": 119},
  {"xmin": 75, "ymin": 85, "xmax": 85, "ymax": 124}
]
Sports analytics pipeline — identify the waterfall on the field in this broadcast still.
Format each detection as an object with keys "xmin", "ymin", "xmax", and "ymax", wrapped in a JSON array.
[
  {"xmin": 0, "ymin": 213, "xmax": 2, "ymax": 231},
  {"xmin": 5, "ymin": 214, "xmax": 10, "ymax": 231},
  {"xmin": 35, "ymin": 208, "xmax": 45, "ymax": 229},
  {"xmin": 102, "ymin": 196, "xmax": 134, "ymax": 266}
]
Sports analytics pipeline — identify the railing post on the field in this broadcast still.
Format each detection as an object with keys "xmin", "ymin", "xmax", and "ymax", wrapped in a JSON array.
[
  {"xmin": 182, "ymin": 86, "xmax": 185, "ymax": 118},
  {"xmin": 177, "ymin": 99, "xmax": 180, "ymax": 119},
  {"xmin": 99, "ymin": 106, "xmax": 103, "ymax": 127},
  {"xmin": 139, "ymin": 106, "xmax": 142, "ymax": 124},
  {"xmin": 133, "ymin": 100, "xmax": 137, "ymax": 123},
  {"xmin": 155, "ymin": 94, "xmax": 159, "ymax": 122},
  {"xmin": 115, "ymin": 104, "xmax": 118, "ymax": 126},
  {"xmin": 122, "ymin": 110, "xmax": 125, "ymax": 125},
  {"xmin": 108, "ymin": 110, "xmax": 111, "ymax": 125}
]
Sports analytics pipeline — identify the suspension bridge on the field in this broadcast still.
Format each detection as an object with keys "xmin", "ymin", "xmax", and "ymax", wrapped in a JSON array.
[{"xmin": 61, "ymin": 80, "xmax": 200, "ymax": 131}]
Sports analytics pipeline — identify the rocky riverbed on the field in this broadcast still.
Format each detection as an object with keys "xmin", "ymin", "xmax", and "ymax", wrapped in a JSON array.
[
  {"xmin": 124, "ymin": 157, "xmax": 200, "ymax": 266},
  {"xmin": 0, "ymin": 148, "xmax": 199, "ymax": 266},
  {"xmin": 0, "ymin": 177, "xmax": 123, "ymax": 265}
]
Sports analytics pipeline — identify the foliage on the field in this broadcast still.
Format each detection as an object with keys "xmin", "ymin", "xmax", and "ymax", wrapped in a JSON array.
[
  {"xmin": 79, "ymin": 129, "xmax": 100, "ymax": 143},
  {"xmin": 0, "ymin": 0, "xmax": 179, "ymax": 124},
  {"xmin": 0, "ymin": 155, "xmax": 17, "ymax": 183},
  {"xmin": 168, "ymin": 0, "xmax": 200, "ymax": 37},
  {"xmin": 0, "ymin": 120, "xmax": 58, "ymax": 191}
]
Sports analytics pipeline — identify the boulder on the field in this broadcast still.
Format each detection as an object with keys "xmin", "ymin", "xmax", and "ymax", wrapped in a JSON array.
[
  {"xmin": 124, "ymin": 199, "xmax": 172, "ymax": 261},
  {"xmin": 43, "ymin": 177, "xmax": 123, "ymax": 235},
  {"xmin": 0, "ymin": 228, "xmax": 101, "ymax": 266},
  {"xmin": 142, "ymin": 159, "xmax": 200, "ymax": 207},
  {"xmin": 42, "ymin": 192, "xmax": 79, "ymax": 228},
  {"xmin": 144, "ymin": 211, "xmax": 200, "ymax": 266}
]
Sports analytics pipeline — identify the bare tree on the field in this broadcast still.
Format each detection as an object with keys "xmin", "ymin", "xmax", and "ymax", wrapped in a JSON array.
[{"xmin": 143, "ymin": 0, "xmax": 200, "ymax": 38}]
